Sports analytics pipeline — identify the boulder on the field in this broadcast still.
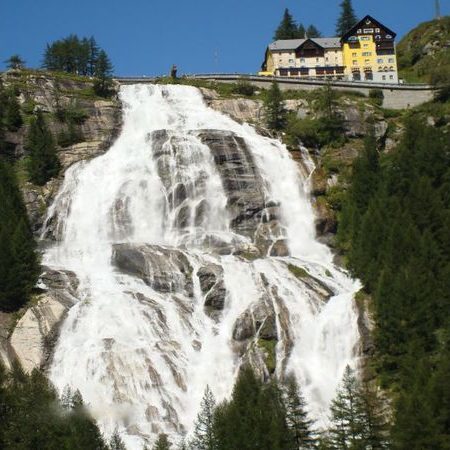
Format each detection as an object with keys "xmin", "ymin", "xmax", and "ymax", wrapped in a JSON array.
[
  {"xmin": 10, "ymin": 294, "xmax": 72, "ymax": 373},
  {"xmin": 206, "ymin": 98, "xmax": 263, "ymax": 123},
  {"xmin": 197, "ymin": 264, "xmax": 227, "ymax": 315},
  {"xmin": 112, "ymin": 243, "xmax": 194, "ymax": 296}
]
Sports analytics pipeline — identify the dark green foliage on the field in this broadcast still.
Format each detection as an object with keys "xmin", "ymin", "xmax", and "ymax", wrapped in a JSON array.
[
  {"xmin": 0, "ymin": 363, "xmax": 107, "ymax": 449},
  {"xmin": 283, "ymin": 374, "xmax": 316, "ymax": 449},
  {"xmin": 231, "ymin": 80, "xmax": 256, "ymax": 97},
  {"xmin": 213, "ymin": 367, "xmax": 288, "ymax": 450},
  {"xmin": 42, "ymin": 34, "xmax": 107, "ymax": 77},
  {"xmin": 26, "ymin": 110, "xmax": 60, "ymax": 185},
  {"xmin": 306, "ymin": 25, "xmax": 322, "ymax": 38},
  {"xmin": 0, "ymin": 159, "xmax": 39, "ymax": 312},
  {"xmin": 368, "ymin": 89, "xmax": 384, "ymax": 106},
  {"xmin": 190, "ymin": 385, "xmax": 218, "ymax": 450},
  {"xmin": 298, "ymin": 24, "xmax": 306, "ymax": 39},
  {"xmin": 57, "ymin": 121, "xmax": 83, "ymax": 147},
  {"xmin": 274, "ymin": 9, "xmax": 299, "ymax": 40},
  {"xmin": 286, "ymin": 85, "xmax": 345, "ymax": 148},
  {"xmin": 286, "ymin": 115, "xmax": 345, "ymax": 149},
  {"xmin": 109, "ymin": 430, "xmax": 127, "ymax": 450},
  {"xmin": 336, "ymin": 0, "xmax": 358, "ymax": 37},
  {"xmin": 5, "ymin": 55, "xmax": 25, "ymax": 70},
  {"xmin": 5, "ymin": 97, "xmax": 23, "ymax": 132},
  {"xmin": 328, "ymin": 366, "xmax": 389, "ymax": 449},
  {"xmin": 154, "ymin": 433, "xmax": 172, "ymax": 450},
  {"xmin": 265, "ymin": 82, "xmax": 287, "ymax": 131},
  {"xmin": 337, "ymin": 116, "xmax": 450, "ymax": 449},
  {"xmin": 93, "ymin": 50, "xmax": 114, "ymax": 98}
]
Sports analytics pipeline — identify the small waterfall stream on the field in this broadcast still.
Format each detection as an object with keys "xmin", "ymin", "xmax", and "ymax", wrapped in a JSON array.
[{"xmin": 43, "ymin": 84, "xmax": 360, "ymax": 449}]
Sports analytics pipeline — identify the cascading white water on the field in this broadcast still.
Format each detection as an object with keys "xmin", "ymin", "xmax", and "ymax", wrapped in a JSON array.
[{"xmin": 43, "ymin": 84, "xmax": 360, "ymax": 449}]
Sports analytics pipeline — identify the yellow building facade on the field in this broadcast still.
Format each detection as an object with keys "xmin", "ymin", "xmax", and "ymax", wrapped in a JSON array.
[
  {"xmin": 341, "ymin": 15, "xmax": 398, "ymax": 83},
  {"xmin": 261, "ymin": 15, "xmax": 398, "ymax": 84}
]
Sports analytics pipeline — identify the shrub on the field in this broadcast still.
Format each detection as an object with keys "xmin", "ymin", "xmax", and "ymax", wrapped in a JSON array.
[
  {"xmin": 369, "ymin": 89, "xmax": 384, "ymax": 106},
  {"xmin": 231, "ymin": 80, "xmax": 256, "ymax": 96}
]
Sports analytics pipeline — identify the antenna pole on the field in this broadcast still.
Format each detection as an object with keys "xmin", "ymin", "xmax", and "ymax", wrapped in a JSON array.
[{"xmin": 435, "ymin": 0, "xmax": 441, "ymax": 19}]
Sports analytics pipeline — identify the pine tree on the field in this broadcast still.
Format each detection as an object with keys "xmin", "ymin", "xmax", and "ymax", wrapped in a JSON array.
[
  {"xmin": 298, "ymin": 24, "xmax": 306, "ymax": 39},
  {"xmin": 5, "ymin": 54, "xmax": 25, "ymax": 70},
  {"xmin": 4, "ymin": 92, "xmax": 23, "ymax": 131},
  {"xmin": 283, "ymin": 374, "xmax": 316, "ymax": 449},
  {"xmin": 328, "ymin": 366, "xmax": 365, "ymax": 449},
  {"xmin": 306, "ymin": 25, "xmax": 322, "ymax": 38},
  {"xmin": 214, "ymin": 366, "xmax": 288, "ymax": 450},
  {"xmin": 110, "ymin": 429, "xmax": 127, "ymax": 450},
  {"xmin": 190, "ymin": 385, "xmax": 218, "ymax": 450},
  {"xmin": 359, "ymin": 383, "xmax": 390, "ymax": 449},
  {"xmin": 0, "ymin": 159, "xmax": 39, "ymax": 312},
  {"xmin": 336, "ymin": 0, "xmax": 358, "ymax": 37},
  {"xmin": 154, "ymin": 433, "xmax": 171, "ymax": 450},
  {"xmin": 265, "ymin": 82, "xmax": 287, "ymax": 131},
  {"xmin": 88, "ymin": 36, "xmax": 100, "ymax": 76},
  {"xmin": 274, "ymin": 9, "xmax": 299, "ymax": 40},
  {"xmin": 26, "ymin": 110, "xmax": 60, "ymax": 185},
  {"xmin": 93, "ymin": 50, "xmax": 114, "ymax": 97}
]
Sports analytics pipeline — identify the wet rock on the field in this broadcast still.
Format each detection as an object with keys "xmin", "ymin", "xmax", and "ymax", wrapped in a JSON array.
[
  {"xmin": 197, "ymin": 264, "xmax": 227, "ymax": 315},
  {"xmin": 112, "ymin": 243, "xmax": 194, "ymax": 296},
  {"xmin": 39, "ymin": 266, "xmax": 79, "ymax": 296},
  {"xmin": 232, "ymin": 291, "xmax": 277, "ymax": 342},
  {"xmin": 196, "ymin": 130, "xmax": 268, "ymax": 240},
  {"xmin": 270, "ymin": 239, "xmax": 289, "ymax": 257}
]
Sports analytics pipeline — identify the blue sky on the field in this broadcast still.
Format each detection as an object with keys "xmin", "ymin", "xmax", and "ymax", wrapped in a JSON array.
[{"xmin": 1, "ymin": 0, "xmax": 448, "ymax": 76}]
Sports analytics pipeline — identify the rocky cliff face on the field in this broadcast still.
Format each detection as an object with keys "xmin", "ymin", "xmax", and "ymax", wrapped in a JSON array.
[{"xmin": 2, "ymin": 71, "xmax": 122, "ymax": 233}]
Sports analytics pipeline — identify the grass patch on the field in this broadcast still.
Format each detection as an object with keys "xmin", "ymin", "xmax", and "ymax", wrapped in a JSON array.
[
  {"xmin": 257, "ymin": 338, "xmax": 277, "ymax": 373},
  {"xmin": 287, "ymin": 264, "xmax": 308, "ymax": 279}
]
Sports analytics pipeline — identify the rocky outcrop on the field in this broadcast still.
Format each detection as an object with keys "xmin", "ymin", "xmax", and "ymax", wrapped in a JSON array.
[
  {"xmin": 207, "ymin": 98, "xmax": 264, "ymax": 124},
  {"xmin": 9, "ymin": 267, "xmax": 79, "ymax": 373},
  {"xmin": 196, "ymin": 130, "xmax": 269, "ymax": 239},
  {"xmin": 1, "ymin": 71, "xmax": 122, "ymax": 233},
  {"xmin": 112, "ymin": 244, "xmax": 194, "ymax": 296},
  {"xmin": 197, "ymin": 264, "xmax": 226, "ymax": 317}
]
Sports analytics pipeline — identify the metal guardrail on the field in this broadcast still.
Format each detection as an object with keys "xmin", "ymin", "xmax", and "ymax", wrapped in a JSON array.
[{"xmin": 114, "ymin": 74, "xmax": 434, "ymax": 91}]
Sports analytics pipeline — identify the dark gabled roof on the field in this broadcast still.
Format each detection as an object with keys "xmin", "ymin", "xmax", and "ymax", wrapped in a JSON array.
[
  {"xmin": 269, "ymin": 37, "xmax": 341, "ymax": 52},
  {"xmin": 341, "ymin": 15, "xmax": 397, "ymax": 41}
]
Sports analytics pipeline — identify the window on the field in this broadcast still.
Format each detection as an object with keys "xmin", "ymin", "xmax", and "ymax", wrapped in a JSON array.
[
  {"xmin": 348, "ymin": 36, "xmax": 358, "ymax": 41},
  {"xmin": 289, "ymin": 59, "xmax": 294, "ymax": 64},
  {"xmin": 357, "ymin": 29, "xmax": 362, "ymax": 33},
  {"xmin": 360, "ymin": 36, "xmax": 370, "ymax": 41},
  {"xmin": 362, "ymin": 52, "xmax": 372, "ymax": 57},
  {"xmin": 382, "ymin": 75, "xmax": 386, "ymax": 80},
  {"xmin": 325, "ymin": 57, "xmax": 329, "ymax": 62},
  {"xmin": 365, "ymin": 59, "xmax": 370, "ymax": 64},
  {"xmin": 388, "ymin": 58, "xmax": 395, "ymax": 63},
  {"xmin": 389, "ymin": 75, "xmax": 394, "ymax": 79},
  {"xmin": 352, "ymin": 52, "xmax": 357, "ymax": 57},
  {"xmin": 386, "ymin": 34, "xmax": 393, "ymax": 39},
  {"xmin": 300, "ymin": 58, "xmax": 305, "ymax": 63},
  {"xmin": 375, "ymin": 28, "xmax": 381, "ymax": 32},
  {"xmin": 377, "ymin": 58, "xmax": 383, "ymax": 63},
  {"xmin": 363, "ymin": 28, "xmax": 374, "ymax": 33},
  {"xmin": 353, "ymin": 60, "xmax": 358, "ymax": 65},
  {"xmin": 375, "ymin": 35, "xmax": 381, "ymax": 40},
  {"xmin": 316, "ymin": 58, "xmax": 319, "ymax": 62}
]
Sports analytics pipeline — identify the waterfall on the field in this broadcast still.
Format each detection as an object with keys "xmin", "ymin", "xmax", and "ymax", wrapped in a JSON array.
[{"xmin": 43, "ymin": 84, "xmax": 360, "ymax": 449}]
